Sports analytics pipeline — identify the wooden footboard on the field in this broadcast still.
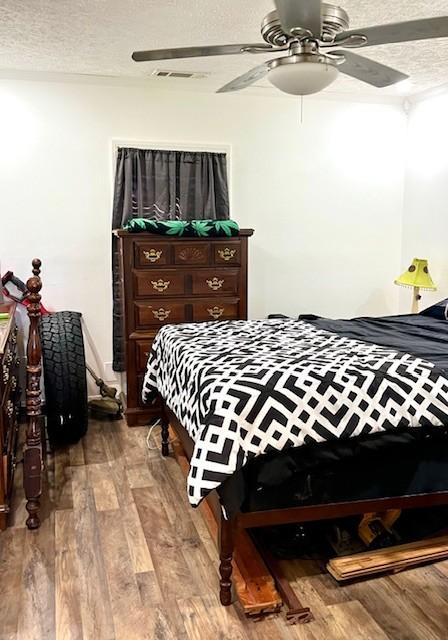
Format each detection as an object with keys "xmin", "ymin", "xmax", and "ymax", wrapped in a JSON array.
[
  {"xmin": 161, "ymin": 406, "xmax": 238, "ymax": 606},
  {"xmin": 23, "ymin": 259, "xmax": 44, "ymax": 530},
  {"xmin": 162, "ymin": 399, "xmax": 448, "ymax": 618},
  {"xmin": 163, "ymin": 406, "xmax": 285, "ymax": 614}
]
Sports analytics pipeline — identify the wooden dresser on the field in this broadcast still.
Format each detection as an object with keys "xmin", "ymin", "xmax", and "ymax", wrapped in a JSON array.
[
  {"xmin": 0, "ymin": 302, "xmax": 20, "ymax": 530},
  {"xmin": 116, "ymin": 229, "xmax": 254, "ymax": 426}
]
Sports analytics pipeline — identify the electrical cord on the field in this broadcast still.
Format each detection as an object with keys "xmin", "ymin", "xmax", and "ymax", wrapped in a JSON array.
[
  {"xmin": 145, "ymin": 418, "xmax": 178, "ymax": 452},
  {"xmin": 146, "ymin": 420, "xmax": 161, "ymax": 450}
]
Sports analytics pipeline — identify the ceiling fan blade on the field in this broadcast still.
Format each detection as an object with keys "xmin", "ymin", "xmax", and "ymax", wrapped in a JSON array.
[
  {"xmin": 334, "ymin": 50, "xmax": 409, "ymax": 87},
  {"xmin": 216, "ymin": 63, "xmax": 270, "ymax": 93},
  {"xmin": 132, "ymin": 43, "xmax": 271, "ymax": 62},
  {"xmin": 273, "ymin": 0, "xmax": 322, "ymax": 37},
  {"xmin": 334, "ymin": 16, "xmax": 448, "ymax": 48}
]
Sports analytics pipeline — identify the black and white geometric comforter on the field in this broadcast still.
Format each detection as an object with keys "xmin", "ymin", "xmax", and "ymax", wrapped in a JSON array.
[{"xmin": 142, "ymin": 318, "xmax": 448, "ymax": 507}]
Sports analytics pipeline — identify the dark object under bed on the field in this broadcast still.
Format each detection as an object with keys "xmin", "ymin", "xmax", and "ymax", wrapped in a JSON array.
[
  {"xmin": 220, "ymin": 426, "xmax": 448, "ymax": 516},
  {"xmin": 219, "ymin": 312, "xmax": 448, "ymax": 516}
]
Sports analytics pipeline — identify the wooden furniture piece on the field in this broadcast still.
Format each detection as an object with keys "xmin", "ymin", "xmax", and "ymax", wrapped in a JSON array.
[
  {"xmin": 163, "ymin": 404, "xmax": 448, "ymax": 616},
  {"xmin": 0, "ymin": 301, "xmax": 20, "ymax": 530},
  {"xmin": 115, "ymin": 229, "xmax": 254, "ymax": 426},
  {"xmin": 23, "ymin": 259, "xmax": 44, "ymax": 530},
  {"xmin": 171, "ymin": 433, "xmax": 283, "ymax": 617},
  {"xmin": 327, "ymin": 535, "xmax": 448, "ymax": 582}
]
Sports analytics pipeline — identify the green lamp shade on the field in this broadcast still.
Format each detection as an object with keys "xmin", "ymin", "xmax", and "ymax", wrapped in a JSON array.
[{"xmin": 394, "ymin": 258, "xmax": 437, "ymax": 290}]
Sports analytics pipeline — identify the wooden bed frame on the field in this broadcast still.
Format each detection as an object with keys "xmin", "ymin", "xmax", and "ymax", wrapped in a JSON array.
[
  {"xmin": 163, "ymin": 404, "xmax": 448, "ymax": 608},
  {"xmin": 23, "ymin": 259, "xmax": 44, "ymax": 530}
]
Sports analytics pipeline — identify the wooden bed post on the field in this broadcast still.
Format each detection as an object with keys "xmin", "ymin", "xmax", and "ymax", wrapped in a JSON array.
[
  {"xmin": 24, "ymin": 259, "xmax": 43, "ymax": 530},
  {"xmin": 160, "ymin": 404, "xmax": 170, "ymax": 457},
  {"xmin": 218, "ymin": 514, "xmax": 234, "ymax": 606}
]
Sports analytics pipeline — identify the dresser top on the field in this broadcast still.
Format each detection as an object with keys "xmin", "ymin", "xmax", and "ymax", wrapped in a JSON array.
[
  {"xmin": 114, "ymin": 228, "xmax": 254, "ymax": 238},
  {"xmin": 0, "ymin": 302, "xmax": 16, "ymax": 355}
]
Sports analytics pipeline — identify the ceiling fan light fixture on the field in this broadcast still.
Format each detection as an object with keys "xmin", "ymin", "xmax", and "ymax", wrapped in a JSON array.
[{"xmin": 268, "ymin": 55, "xmax": 339, "ymax": 95}]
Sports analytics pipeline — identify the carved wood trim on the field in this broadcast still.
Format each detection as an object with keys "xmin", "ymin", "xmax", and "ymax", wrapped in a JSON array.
[
  {"xmin": 176, "ymin": 247, "xmax": 206, "ymax": 263},
  {"xmin": 24, "ymin": 258, "xmax": 43, "ymax": 530}
]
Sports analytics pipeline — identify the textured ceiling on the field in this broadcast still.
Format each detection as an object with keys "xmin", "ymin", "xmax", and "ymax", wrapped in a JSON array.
[{"xmin": 1, "ymin": 1, "xmax": 448, "ymax": 97}]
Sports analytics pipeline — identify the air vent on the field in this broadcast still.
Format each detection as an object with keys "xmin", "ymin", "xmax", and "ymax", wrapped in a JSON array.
[{"xmin": 151, "ymin": 69, "xmax": 208, "ymax": 80}]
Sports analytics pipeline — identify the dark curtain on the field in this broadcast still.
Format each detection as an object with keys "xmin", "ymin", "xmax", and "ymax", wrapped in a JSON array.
[{"xmin": 112, "ymin": 147, "xmax": 230, "ymax": 371}]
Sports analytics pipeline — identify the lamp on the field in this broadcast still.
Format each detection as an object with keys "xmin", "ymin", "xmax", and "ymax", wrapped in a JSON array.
[
  {"xmin": 268, "ymin": 55, "xmax": 339, "ymax": 96},
  {"xmin": 394, "ymin": 258, "xmax": 437, "ymax": 313}
]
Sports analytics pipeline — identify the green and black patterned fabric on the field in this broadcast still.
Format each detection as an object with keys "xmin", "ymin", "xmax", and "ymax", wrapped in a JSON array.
[{"xmin": 125, "ymin": 218, "xmax": 239, "ymax": 237}]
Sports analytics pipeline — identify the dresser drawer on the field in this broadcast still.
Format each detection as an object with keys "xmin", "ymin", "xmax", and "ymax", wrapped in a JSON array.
[
  {"xmin": 134, "ymin": 241, "xmax": 171, "ymax": 268},
  {"xmin": 174, "ymin": 243, "xmax": 210, "ymax": 266},
  {"xmin": 133, "ymin": 297, "xmax": 241, "ymax": 329},
  {"xmin": 134, "ymin": 301, "xmax": 186, "ymax": 329},
  {"xmin": 1, "ymin": 387, "xmax": 17, "ymax": 454},
  {"xmin": 2, "ymin": 385, "xmax": 19, "ymax": 494},
  {"xmin": 135, "ymin": 339, "xmax": 155, "ymax": 372},
  {"xmin": 191, "ymin": 270, "xmax": 239, "ymax": 296},
  {"xmin": 1, "ymin": 342, "xmax": 18, "ymax": 400},
  {"xmin": 133, "ymin": 270, "xmax": 185, "ymax": 297},
  {"xmin": 213, "ymin": 241, "xmax": 241, "ymax": 265},
  {"xmin": 1, "ymin": 400, "xmax": 15, "ymax": 449},
  {"xmin": 192, "ymin": 299, "xmax": 240, "ymax": 322}
]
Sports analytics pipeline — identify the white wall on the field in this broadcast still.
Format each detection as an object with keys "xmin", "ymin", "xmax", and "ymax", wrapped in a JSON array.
[
  {"xmin": 0, "ymin": 78, "xmax": 407, "ymax": 381},
  {"xmin": 400, "ymin": 93, "xmax": 448, "ymax": 312}
]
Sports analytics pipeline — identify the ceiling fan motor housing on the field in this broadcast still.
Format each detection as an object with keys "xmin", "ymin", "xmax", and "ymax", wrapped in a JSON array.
[{"xmin": 261, "ymin": 3, "xmax": 350, "ymax": 46}]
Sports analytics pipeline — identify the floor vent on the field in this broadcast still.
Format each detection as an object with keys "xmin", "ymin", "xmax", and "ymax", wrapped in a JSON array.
[{"xmin": 151, "ymin": 69, "xmax": 207, "ymax": 79}]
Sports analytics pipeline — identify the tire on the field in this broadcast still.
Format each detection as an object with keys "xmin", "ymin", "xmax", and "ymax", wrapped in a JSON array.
[{"xmin": 40, "ymin": 311, "xmax": 88, "ymax": 445}]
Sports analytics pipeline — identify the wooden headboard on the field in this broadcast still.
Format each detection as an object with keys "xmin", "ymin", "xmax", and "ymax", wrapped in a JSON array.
[{"xmin": 23, "ymin": 259, "xmax": 43, "ymax": 529}]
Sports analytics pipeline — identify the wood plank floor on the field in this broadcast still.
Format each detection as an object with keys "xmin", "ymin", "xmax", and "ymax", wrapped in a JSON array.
[{"xmin": 1, "ymin": 418, "xmax": 448, "ymax": 640}]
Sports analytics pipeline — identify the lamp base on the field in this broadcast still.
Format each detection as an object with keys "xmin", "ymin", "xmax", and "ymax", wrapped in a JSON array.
[{"xmin": 411, "ymin": 287, "xmax": 421, "ymax": 314}]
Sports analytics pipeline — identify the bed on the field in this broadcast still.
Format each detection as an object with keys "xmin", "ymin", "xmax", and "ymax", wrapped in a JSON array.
[{"xmin": 145, "ymin": 308, "xmax": 448, "ymax": 606}]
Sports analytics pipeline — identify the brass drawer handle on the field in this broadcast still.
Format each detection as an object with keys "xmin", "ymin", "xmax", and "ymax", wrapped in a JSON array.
[
  {"xmin": 143, "ymin": 249, "xmax": 162, "ymax": 263},
  {"xmin": 3, "ymin": 365, "xmax": 9, "ymax": 384},
  {"xmin": 206, "ymin": 277, "xmax": 224, "ymax": 291},
  {"xmin": 218, "ymin": 248, "xmax": 236, "ymax": 262},
  {"xmin": 207, "ymin": 306, "xmax": 224, "ymax": 320},
  {"xmin": 151, "ymin": 279, "xmax": 170, "ymax": 293},
  {"xmin": 151, "ymin": 308, "xmax": 171, "ymax": 321},
  {"xmin": 6, "ymin": 400, "xmax": 14, "ymax": 418}
]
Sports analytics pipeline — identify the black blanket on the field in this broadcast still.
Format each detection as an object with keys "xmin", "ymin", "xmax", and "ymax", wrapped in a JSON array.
[{"xmin": 302, "ymin": 313, "xmax": 448, "ymax": 372}]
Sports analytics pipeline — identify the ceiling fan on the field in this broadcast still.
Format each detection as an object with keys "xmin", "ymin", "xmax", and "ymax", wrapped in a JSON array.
[{"xmin": 132, "ymin": 1, "xmax": 448, "ymax": 96}]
